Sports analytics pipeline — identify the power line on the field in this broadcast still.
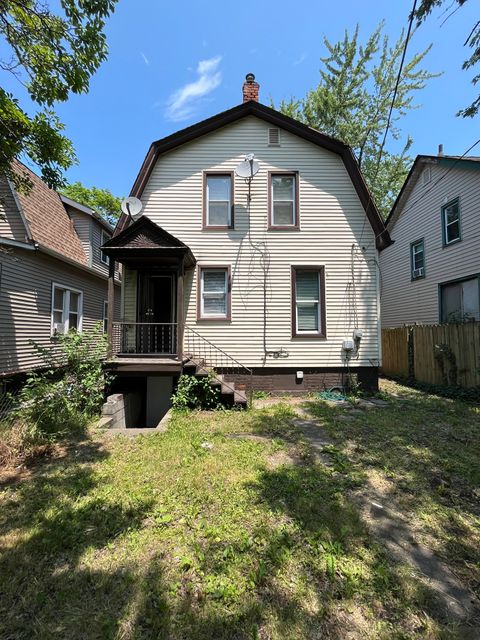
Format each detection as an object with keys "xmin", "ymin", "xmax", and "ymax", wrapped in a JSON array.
[
  {"xmin": 359, "ymin": 0, "xmax": 418, "ymax": 246},
  {"xmin": 362, "ymin": 135, "xmax": 480, "ymax": 252}
]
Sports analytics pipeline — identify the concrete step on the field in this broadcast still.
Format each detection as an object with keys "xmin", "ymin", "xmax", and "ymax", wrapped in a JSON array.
[{"xmin": 234, "ymin": 390, "xmax": 248, "ymax": 406}]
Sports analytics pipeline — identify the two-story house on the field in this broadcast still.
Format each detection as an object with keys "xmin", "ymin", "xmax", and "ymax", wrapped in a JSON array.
[
  {"xmin": 380, "ymin": 151, "xmax": 480, "ymax": 327},
  {"xmin": 0, "ymin": 161, "xmax": 120, "ymax": 382},
  {"xmin": 102, "ymin": 74, "xmax": 391, "ymax": 426}
]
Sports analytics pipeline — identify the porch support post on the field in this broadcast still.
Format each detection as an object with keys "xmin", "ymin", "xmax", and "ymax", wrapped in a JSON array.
[
  {"xmin": 107, "ymin": 258, "xmax": 115, "ymax": 358},
  {"xmin": 176, "ymin": 255, "xmax": 185, "ymax": 358}
]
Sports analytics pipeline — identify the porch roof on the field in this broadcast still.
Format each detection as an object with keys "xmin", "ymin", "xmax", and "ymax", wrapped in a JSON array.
[{"xmin": 102, "ymin": 216, "xmax": 196, "ymax": 267}]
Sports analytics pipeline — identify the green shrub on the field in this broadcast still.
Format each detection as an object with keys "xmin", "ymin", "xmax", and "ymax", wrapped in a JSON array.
[
  {"xmin": 171, "ymin": 373, "xmax": 220, "ymax": 410},
  {"xmin": 16, "ymin": 325, "xmax": 110, "ymax": 437}
]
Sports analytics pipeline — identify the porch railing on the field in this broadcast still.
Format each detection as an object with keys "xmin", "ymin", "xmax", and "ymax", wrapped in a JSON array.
[
  {"xmin": 112, "ymin": 322, "xmax": 177, "ymax": 355},
  {"xmin": 183, "ymin": 325, "xmax": 253, "ymax": 406}
]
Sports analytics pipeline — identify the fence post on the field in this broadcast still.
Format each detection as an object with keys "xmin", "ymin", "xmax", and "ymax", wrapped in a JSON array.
[{"xmin": 407, "ymin": 326, "xmax": 415, "ymax": 383}]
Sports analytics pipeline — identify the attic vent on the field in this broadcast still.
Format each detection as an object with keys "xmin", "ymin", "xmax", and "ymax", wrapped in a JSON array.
[
  {"xmin": 268, "ymin": 128, "xmax": 280, "ymax": 146},
  {"xmin": 422, "ymin": 166, "xmax": 431, "ymax": 186}
]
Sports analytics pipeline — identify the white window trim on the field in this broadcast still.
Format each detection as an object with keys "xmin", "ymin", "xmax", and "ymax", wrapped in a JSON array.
[
  {"xmin": 206, "ymin": 175, "xmax": 232, "ymax": 227},
  {"xmin": 411, "ymin": 241, "xmax": 424, "ymax": 272},
  {"xmin": 200, "ymin": 268, "xmax": 229, "ymax": 318},
  {"xmin": 295, "ymin": 271, "xmax": 321, "ymax": 334},
  {"xmin": 442, "ymin": 201, "xmax": 460, "ymax": 245},
  {"xmin": 101, "ymin": 230, "xmax": 111, "ymax": 265},
  {"xmin": 103, "ymin": 300, "xmax": 108, "ymax": 333},
  {"xmin": 51, "ymin": 282, "xmax": 84, "ymax": 336},
  {"xmin": 271, "ymin": 174, "xmax": 297, "ymax": 227}
]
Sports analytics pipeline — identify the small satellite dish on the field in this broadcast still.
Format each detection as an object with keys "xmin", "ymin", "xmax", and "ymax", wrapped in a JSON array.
[
  {"xmin": 235, "ymin": 153, "xmax": 259, "ymax": 180},
  {"xmin": 121, "ymin": 196, "xmax": 143, "ymax": 218}
]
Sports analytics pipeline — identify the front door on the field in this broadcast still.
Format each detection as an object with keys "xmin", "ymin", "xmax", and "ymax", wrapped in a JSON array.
[{"xmin": 138, "ymin": 273, "xmax": 176, "ymax": 353}]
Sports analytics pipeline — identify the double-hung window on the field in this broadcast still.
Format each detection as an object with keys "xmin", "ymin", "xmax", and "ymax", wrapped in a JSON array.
[
  {"xmin": 442, "ymin": 199, "xmax": 461, "ymax": 246},
  {"xmin": 51, "ymin": 283, "xmax": 83, "ymax": 335},
  {"xmin": 441, "ymin": 277, "xmax": 480, "ymax": 323},
  {"xmin": 292, "ymin": 267, "xmax": 326, "ymax": 337},
  {"xmin": 204, "ymin": 174, "xmax": 233, "ymax": 228},
  {"xmin": 101, "ymin": 230, "xmax": 111, "ymax": 265},
  {"xmin": 410, "ymin": 239, "xmax": 425, "ymax": 280},
  {"xmin": 199, "ymin": 267, "xmax": 230, "ymax": 320},
  {"xmin": 270, "ymin": 173, "xmax": 298, "ymax": 228}
]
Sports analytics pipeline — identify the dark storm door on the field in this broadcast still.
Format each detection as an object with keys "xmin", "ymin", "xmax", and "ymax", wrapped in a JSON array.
[{"xmin": 138, "ymin": 274, "xmax": 176, "ymax": 353}]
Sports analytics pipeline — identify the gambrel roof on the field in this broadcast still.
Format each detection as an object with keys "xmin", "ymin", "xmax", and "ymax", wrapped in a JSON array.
[{"xmin": 115, "ymin": 101, "xmax": 391, "ymax": 250}]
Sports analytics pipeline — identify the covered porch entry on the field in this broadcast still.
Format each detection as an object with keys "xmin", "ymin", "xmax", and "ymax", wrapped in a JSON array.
[{"xmin": 102, "ymin": 216, "xmax": 196, "ymax": 361}]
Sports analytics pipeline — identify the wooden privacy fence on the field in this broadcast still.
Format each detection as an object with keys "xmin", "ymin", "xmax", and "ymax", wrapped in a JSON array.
[{"xmin": 382, "ymin": 323, "xmax": 480, "ymax": 389}]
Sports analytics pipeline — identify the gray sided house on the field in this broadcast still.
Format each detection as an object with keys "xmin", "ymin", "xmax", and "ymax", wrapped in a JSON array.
[
  {"xmin": 380, "ymin": 153, "xmax": 480, "ymax": 327},
  {"xmin": 102, "ymin": 75, "xmax": 391, "ymax": 426},
  {"xmin": 0, "ymin": 161, "xmax": 120, "ymax": 381}
]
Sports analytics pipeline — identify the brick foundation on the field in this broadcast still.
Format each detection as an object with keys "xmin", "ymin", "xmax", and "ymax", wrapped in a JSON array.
[{"xmin": 222, "ymin": 367, "xmax": 379, "ymax": 394}]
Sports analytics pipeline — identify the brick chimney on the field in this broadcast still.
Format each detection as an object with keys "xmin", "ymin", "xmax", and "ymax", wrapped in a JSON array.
[{"xmin": 242, "ymin": 73, "xmax": 259, "ymax": 102}]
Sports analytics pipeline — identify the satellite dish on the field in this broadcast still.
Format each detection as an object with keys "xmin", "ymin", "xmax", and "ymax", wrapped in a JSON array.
[
  {"xmin": 121, "ymin": 196, "xmax": 143, "ymax": 218},
  {"xmin": 235, "ymin": 153, "xmax": 259, "ymax": 179}
]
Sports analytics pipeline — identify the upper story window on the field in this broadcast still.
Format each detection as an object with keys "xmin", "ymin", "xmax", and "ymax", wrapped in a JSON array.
[
  {"xmin": 204, "ymin": 173, "xmax": 233, "ymax": 229},
  {"xmin": 269, "ymin": 173, "xmax": 299, "ymax": 229},
  {"xmin": 51, "ymin": 283, "xmax": 83, "ymax": 335},
  {"xmin": 292, "ymin": 266, "xmax": 326, "ymax": 338},
  {"xmin": 410, "ymin": 239, "xmax": 425, "ymax": 280},
  {"xmin": 101, "ymin": 229, "xmax": 111, "ymax": 265},
  {"xmin": 442, "ymin": 199, "xmax": 461, "ymax": 246},
  {"xmin": 198, "ymin": 266, "xmax": 231, "ymax": 320}
]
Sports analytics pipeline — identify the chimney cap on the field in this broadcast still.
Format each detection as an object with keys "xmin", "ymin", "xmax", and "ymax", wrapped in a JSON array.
[{"xmin": 245, "ymin": 73, "xmax": 256, "ymax": 83}]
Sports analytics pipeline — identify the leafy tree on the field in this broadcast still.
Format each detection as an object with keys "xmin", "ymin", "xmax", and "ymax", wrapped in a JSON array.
[
  {"xmin": 0, "ymin": 0, "xmax": 117, "ymax": 191},
  {"xmin": 61, "ymin": 181, "xmax": 122, "ymax": 224},
  {"xmin": 414, "ymin": 0, "xmax": 479, "ymax": 117},
  {"xmin": 276, "ymin": 23, "xmax": 437, "ymax": 217}
]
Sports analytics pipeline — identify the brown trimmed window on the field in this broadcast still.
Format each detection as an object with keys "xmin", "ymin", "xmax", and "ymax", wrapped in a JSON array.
[
  {"xmin": 269, "ymin": 172, "xmax": 299, "ymax": 228},
  {"xmin": 292, "ymin": 267, "xmax": 326, "ymax": 338},
  {"xmin": 198, "ymin": 267, "xmax": 231, "ymax": 320},
  {"xmin": 204, "ymin": 173, "xmax": 233, "ymax": 228}
]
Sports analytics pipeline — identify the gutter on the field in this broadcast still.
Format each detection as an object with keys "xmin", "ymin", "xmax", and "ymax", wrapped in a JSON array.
[{"xmin": 0, "ymin": 237, "xmax": 36, "ymax": 251}]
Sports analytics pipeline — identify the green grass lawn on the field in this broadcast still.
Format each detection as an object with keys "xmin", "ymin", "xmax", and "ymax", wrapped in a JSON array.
[{"xmin": 0, "ymin": 380, "xmax": 478, "ymax": 639}]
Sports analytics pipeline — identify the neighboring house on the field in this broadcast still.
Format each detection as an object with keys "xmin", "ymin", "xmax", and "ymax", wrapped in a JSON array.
[
  {"xmin": 102, "ymin": 74, "xmax": 390, "ymax": 426},
  {"xmin": 380, "ymin": 151, "xmax": 480, "ymax": 327},
  {"xmin": 0, "ymin": 161, "xmax": 120, "ymax": 380}
]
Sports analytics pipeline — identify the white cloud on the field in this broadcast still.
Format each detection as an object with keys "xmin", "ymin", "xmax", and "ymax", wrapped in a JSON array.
[
  {"xmin": 166, "ymin": 56, "xmax": 222, "ymax": 121},
  {"xmin": 140, "ymin": 51, "xmax": 149, "ymax": 66},
  {"xmin": 293, "ymin": 52, "xmax": 307, "ymax": 66}
]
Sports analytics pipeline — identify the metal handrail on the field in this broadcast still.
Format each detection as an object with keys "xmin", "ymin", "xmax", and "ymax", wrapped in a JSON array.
[
  {"xmin": 112, "ymin": 322, "xmax": 177, "ymax": 356},
  {"xmin": 183, "ymin": 324, "xmax": 253, "ymax": 407}
]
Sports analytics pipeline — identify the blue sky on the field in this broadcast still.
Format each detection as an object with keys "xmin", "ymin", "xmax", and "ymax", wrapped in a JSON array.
[{"xmin": 3, "ymin": 0, "xmax": 480, "ymax": 196}]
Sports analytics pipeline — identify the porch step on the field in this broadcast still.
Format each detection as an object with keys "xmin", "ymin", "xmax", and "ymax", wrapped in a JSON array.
[{"xmin": 181, "ymin": 359, "xmax": 247, "ymax": 408}]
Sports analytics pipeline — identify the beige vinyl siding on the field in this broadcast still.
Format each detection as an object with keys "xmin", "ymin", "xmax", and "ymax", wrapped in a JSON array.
[
  {"xmin": 0, "ymin": 248, "xmax": 120, "ymax": 376},
  {"xmin": 127, "ymin": 116, "xmax": 379, "ymax": 369},
  {"xmin": 0, "ymin": 176, "xmax": 28, "ymax": 242},
  {"xmin": 91, "ymin": 221, "xmax": 110, "ymax": 275},
  {"xmin": 69, "ymin": 210, "xmax": 92, "ymax": 265},
  {"xmin": 380, "ymin": 163, "xmax": 480, "ymax": 327}
]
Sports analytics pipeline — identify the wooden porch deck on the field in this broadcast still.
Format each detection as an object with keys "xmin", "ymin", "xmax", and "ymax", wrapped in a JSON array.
[{"xmin": 105, "ymin": 355, "xmax": 183, "ymax": 374}]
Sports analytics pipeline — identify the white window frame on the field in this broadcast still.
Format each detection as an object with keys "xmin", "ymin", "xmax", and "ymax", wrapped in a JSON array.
[
  {"xmin": 411, "ymin": 239, "xmax": 425, "ymax": 279},
  {"xmin": 200, "ymin": 268, "xmax": 229, "ymax": 319},
  {"xmin": 270, "ymin": 173, "xmax": 297, "ymax": 227},
  {"xmin": 101, "ymin": 229, "xmax": 111, "ymax": 265},
  {"xmin": 442, "ymin": 199, "xmax": 461, "ymax": 246},
  {"xmin": 51, "ymin": 282, "xmax": 83, "ymax": 336},
  {"xmin": 205, "ymin": 174, "xmax": 232, "ymax": 228},
  {"xmin": 295, "ymin": 270, "xmax": 321, "ymax": 335},
  {"xmin": 103, "ymin": 300, "xmax": 108, "ymax": 333}
]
